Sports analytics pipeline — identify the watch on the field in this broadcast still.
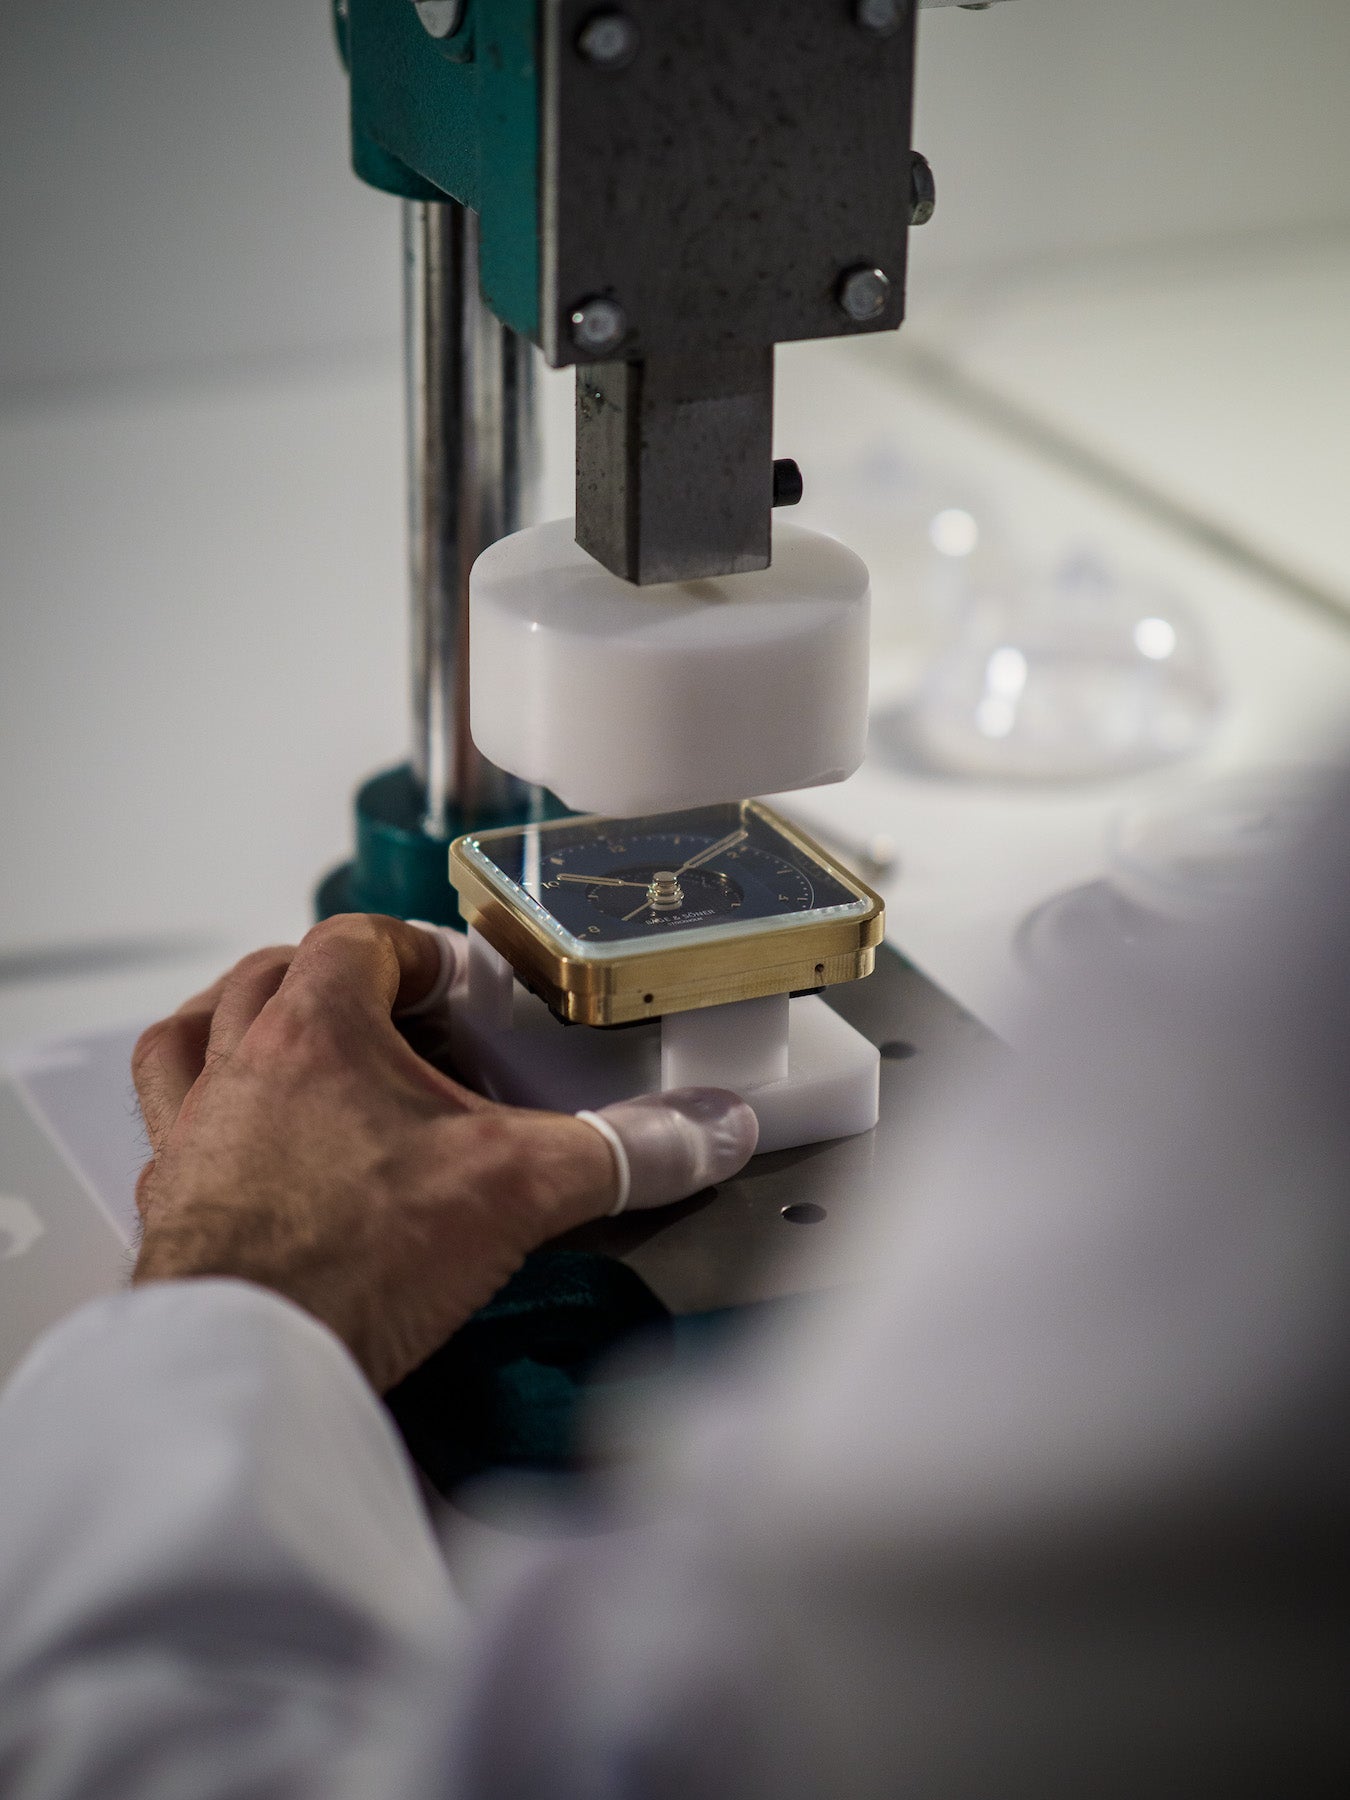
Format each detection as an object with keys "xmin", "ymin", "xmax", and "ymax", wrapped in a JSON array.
[{"xmin": 448, "ymin": 800, "xmax": 884, "ymax": 1027}]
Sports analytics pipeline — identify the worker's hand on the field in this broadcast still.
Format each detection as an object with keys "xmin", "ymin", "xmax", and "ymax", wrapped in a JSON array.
[{"xmin": 130, "ymin": 916, "xmax": 757, "ymax": 1393}]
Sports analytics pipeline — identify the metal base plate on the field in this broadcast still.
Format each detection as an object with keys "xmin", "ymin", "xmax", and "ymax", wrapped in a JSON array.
[{"xmin": 553, "ymin": 941, "xmax": 999, "ymax": 1315}]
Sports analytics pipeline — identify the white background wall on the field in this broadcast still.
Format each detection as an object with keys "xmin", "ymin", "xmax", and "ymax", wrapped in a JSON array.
[
  {"xmin": 3, "ymin": 0, "xmax": 1349, "ymax": 400},
  {"xmin": 0, "ymin": 0, "xmax": 1347, "ymax": 1040}
]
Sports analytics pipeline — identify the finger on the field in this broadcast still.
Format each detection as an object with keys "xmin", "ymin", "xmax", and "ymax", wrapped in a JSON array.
[
  {"xmin": 206, "ymin": 945, "xmax": 298, "ymax": 1065},
  {"xmin": 591, "ymin": 1088, "xmax": 759, "ymax": 1213},
  {"xmin": 169, "ymin": 971, "xmax": 231, "ymax": 1020},
  {"xmin": 131, "ymin": 1007, "xmax": 214, "ymax": 1152},
  {"xmin": 395, "ymin": 922, "xmax": 467, "ymax": 1018},
  {"xmin": 518, "ymin": 1080, "xmax": 766, "ymax": 1238},
  {"xmin": 466, "ymin": 1108, "xmax": 624, "ymax": 1235},
  {"xmin": 131, "ymin": 950, "xmax": 265, "ymax": 1149},
  {"xmin": 134, "ymin": 1159, "xmax": 157, "ymax": 1225},
  {"xmin": 279, "ymin": 914, "xmax": 464, "ymax": 1024}
]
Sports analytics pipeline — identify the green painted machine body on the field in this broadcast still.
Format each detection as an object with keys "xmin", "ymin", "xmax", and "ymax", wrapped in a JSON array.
[
  {"xmin": 339, "ymin": 0, "xmax": 541, "ymax": 342},
  {"xmin": 323, "ymin": 1, "xmax": 552, "ymax": 929},
  {"xmin": 315, "ymin": 766, "xmax": 569, "ymax": 930}
]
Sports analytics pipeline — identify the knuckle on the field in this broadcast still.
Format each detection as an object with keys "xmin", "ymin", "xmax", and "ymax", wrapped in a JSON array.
[
  {"xmin": 296, "ymin": 913, "xmax": 402, "ymax": 1003},
  {"xmin": 251, "ymin": 982, "xmax": 354, "ymax": 1075},
  {"xmin": 247, "ymin": 991, "xmax": 323, "ymax": 1060},
  {"xmin": 231, "ymin": 945, "xmax": 295, "ymax": 984},
  {"xmin": 453, "ymin": 1110, "xmax": 584, "ymax": 1224},
  {"xmin": 131, "ymin": 1018, "xmax": 171, "ymax": 1081},
  {"xmin": 456, "ymin": 1109, "xmax": 526, "ymax": 1189},
  {"xmin": 305, "ymin": 913, "xmax": 384, "ymax": 953},
  {"xmin": 460, "ymin": 1108, "xmax": 515, "ymax": 1160}
]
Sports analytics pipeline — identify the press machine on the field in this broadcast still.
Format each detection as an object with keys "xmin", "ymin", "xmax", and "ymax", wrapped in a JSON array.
[{"xmin": 322, "ymin": 1, "xmax": 1005, "ymax": 1318}]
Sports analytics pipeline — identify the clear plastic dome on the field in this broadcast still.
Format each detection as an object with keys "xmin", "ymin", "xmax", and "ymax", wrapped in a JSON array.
[{"xmin": 881, "ymin": 550, "xmax": 1223, "ymax": 781}]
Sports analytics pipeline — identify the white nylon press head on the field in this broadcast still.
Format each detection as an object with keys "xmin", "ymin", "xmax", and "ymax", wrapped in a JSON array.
[{"xmin": 469, "ymin": 517, "xmax": 871, "ymax": 816}]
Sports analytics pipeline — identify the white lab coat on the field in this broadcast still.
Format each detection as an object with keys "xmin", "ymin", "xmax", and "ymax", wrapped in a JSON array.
[{"xmin": 1, "ymin": 809, "xmax": 1347, "ymax": 1798}]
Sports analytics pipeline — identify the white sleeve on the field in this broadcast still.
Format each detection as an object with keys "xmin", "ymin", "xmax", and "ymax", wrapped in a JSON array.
[
  {"xmin": 4, "ymin": 828, "xmax": 1349, "ymax": 1800},
  {"xmin": 0, "ymin": 1279, "xmax": 460, "ymax": 1800},
  {"xmin": 422, "ymin": 842, "xmax": 1350, "ymax": 1799}
]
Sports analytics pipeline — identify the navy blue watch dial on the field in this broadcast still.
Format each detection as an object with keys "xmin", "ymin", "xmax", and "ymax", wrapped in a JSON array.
[{"xmin": 471, "ymin": 803, "xmax": 860, "ymax": 946}]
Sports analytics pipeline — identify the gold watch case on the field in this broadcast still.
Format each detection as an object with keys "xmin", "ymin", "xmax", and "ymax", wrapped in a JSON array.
[{"xmin": 448, "ymin": 800, "xmax": 885, "ymax": 1028}]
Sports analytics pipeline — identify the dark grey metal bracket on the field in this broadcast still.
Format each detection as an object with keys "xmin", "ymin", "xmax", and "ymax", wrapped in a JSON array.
[{"xmin": 542, "ymin": 0, "xmax": 919, "ymax": 583}]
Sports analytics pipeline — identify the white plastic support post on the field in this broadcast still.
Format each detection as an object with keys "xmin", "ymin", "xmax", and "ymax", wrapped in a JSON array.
[
  {"xmin": 660, "ymin": 994, "xmax": 790, "ymax": 1092},
  {"xmin": 465, "ymin": 928, "xmax": 515, "ymax": 1029},
  {"xmin": 445, "ymin": 971, "xmax": 879, "ymax": 1155}
]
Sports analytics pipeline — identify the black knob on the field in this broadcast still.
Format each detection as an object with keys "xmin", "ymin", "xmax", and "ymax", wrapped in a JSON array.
[
  {"xmin": 910, "ymin": 151, "xmax": 936, "ymax": 227},
  {"xmin": 772, "ymin": 458, "xmax": 804, "ymax": 508}
]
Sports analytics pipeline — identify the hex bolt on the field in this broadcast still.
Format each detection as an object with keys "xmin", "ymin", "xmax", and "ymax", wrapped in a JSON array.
[
  {"xmin": 910, "ymin": 151, "xmax": 936, "ymax": 226},
  {"xmin": 576, "ymin": 11, "xmax": 640, "ymax": 68},
  {"xmin": 855, "ymin": 0, "xmax": 904, "ymax": 36},
  {"xmin": 772, "ymin": 458, "xmax": 804, "ymax": 508},
  {"xmin": 569, "ymin": 296, "xmax": 628, "ymax": 355},
  {"xmin": 837, "ymin": 266, "xmax": 892, "ymax": 323}
]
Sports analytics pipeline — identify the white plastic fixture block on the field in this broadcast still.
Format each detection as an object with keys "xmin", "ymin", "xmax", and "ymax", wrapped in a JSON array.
[
  {"xmin": 444, "ymin": 932, "xmax": 880, "ymax": 1156},
  {"xmin": 469, "ymin": 517, "xmax": 872, "ymax": 815}
]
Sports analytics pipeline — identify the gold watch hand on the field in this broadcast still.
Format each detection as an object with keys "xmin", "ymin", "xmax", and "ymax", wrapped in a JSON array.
[
  {"xmin": 621, "ymin": 898, "xmax": 654, "ymax": 922},
  {"xmin": 675, "ymin": 826, "xmax": 748, "ymax": 875},
  {"xmin": 553, "ymin": 874, "xmax": 650, "ymax": 888}
]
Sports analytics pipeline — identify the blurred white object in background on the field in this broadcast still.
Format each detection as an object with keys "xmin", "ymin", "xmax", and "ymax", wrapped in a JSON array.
[
  {"xmin": 1107, "ymin": 767, "xmax": 1340, "ymax": 920},
  {"xmin": 1017, "ymin": 767, "xmax": 1337, "ymax": 981},
  {"xmin": 879, "ymin": 547, "xmax": 1222, "ymax": 779}
]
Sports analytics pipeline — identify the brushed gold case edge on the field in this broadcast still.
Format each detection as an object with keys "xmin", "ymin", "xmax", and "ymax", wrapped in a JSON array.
[{"xmin": 449, "ymin": 804, "xmax": 885, "ymax": 1028}]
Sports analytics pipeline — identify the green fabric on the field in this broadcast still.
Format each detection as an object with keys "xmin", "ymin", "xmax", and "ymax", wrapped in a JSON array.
[
  {"xmin": 388, "ymin": 1251, "xmax": 804, "ymax": 1497},
  {"xmin": 387, "ymin": 1251, "xmax": 674, "ymax": 1494}
]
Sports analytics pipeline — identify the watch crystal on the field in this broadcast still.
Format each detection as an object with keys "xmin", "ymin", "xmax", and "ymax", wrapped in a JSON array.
[{"xmin": 460, "ymin": 802, "xmax": 868, "ymax": 955}]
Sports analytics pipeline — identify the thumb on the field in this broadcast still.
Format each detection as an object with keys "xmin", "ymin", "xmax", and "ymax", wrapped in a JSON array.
[{"xmin": 577, "ymin": 1087, "xmax": 760, "ymax": 1216}]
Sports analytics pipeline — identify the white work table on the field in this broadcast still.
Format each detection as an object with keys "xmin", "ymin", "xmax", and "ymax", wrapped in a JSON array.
[{"xmin": 4, "ymin": 239, "xmax": 1350, "ymax": 1369}]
